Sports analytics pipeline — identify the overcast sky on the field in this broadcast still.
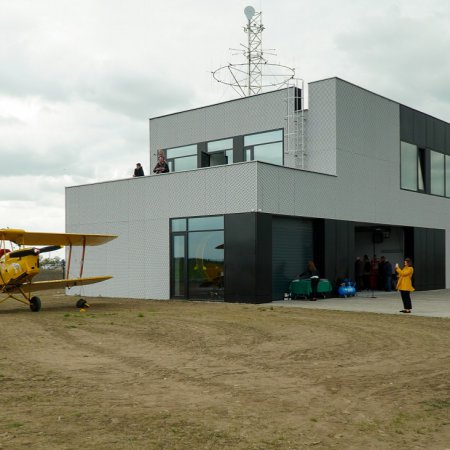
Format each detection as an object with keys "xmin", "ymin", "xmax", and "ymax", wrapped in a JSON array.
[{"xmin": 1, "ymin": 0, "xmax": 449, "ymax": 236}]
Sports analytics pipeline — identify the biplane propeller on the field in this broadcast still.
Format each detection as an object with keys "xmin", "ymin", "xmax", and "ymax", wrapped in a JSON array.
[{"xmin": 0, "ymin": 229, "xmax": 117, "ymax": 312}]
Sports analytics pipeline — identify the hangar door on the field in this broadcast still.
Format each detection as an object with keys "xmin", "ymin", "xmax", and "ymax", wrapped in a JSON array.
[{"xmin": 272, "ymin": 217, "xmax": 313, "ymax": 299}]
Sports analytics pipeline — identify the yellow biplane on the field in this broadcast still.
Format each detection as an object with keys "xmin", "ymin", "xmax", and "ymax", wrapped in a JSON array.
[{"xmin": 0, "ymin": 229, "xmax": 117, "ymax": 312}]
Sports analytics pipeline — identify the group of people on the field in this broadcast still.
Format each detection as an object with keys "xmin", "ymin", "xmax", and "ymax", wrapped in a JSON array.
[
  {"xmin": 301, "ymin": 257, "xmax": 414, "ymax": 313},
  {"xmin": 355, "ymin": 254, "xmax": 395, "ymax": 292},
  {"xmin": 132, "ymin": 153, "xmax": 169, "ymax": 177}
]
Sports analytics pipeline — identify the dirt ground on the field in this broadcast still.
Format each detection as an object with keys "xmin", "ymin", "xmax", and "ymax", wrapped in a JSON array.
[{"xmin": 1, "ymin": 291, "xmax": 449, "ymax": 450}]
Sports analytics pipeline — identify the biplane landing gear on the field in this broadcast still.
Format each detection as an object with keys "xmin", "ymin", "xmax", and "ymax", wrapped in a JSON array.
[
  {"xmin": 29, "ymin": 296, "xmax": 41, "ymax": 312},
  {"xmin": 76, "ymin": 299, "xmax": 89, "ymax": 309}
]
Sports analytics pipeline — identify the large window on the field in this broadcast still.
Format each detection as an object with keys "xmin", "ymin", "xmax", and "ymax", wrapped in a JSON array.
[
  {"xmin": 206, "ymin": 138, "xmax": 233, "ymax": 166},
  {"xmin": 166, "ymin": 145, "xmax": 197, "ymax": 172},
  {"xmin": 163, "ymin": 129, "xmax": 284, "ymax": 173},
  {"xmin": 171, "ymin": 216, "xmax": 224, "ymax": 300},
  {"xmin": 401, "ymin": 142, "xmax": 422, "ymax": 191},
  {"xmin": 400, "ymin": 141, "xmax": 450, "ymax": 197},
  {"xmin": 244, "ymin": 130, "xmax": 283, "ymax": 165}
]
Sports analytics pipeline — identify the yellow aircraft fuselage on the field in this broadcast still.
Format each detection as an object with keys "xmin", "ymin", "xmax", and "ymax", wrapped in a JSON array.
[{"xmin": 0, "ymin": 252, "xmax": 40, "ymax": 288}]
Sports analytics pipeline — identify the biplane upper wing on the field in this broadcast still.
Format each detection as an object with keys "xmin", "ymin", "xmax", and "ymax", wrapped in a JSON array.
[
  {"xmin": 9, "ymin": 276, "xmax": 113, "ymax": 294},
  {"xmin": 0, "ymin": 229, "xmax": 117, "ymax": 246}
]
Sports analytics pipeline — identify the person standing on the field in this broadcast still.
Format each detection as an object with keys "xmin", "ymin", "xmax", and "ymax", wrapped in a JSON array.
[
  {"xmin": 153, "ymin": 154, "xmax": 169, "ymax": 174},
  {"xmin": 133, "ymin": 163, "xmax": 144, "ymax": 177},
  {"xmin": 395, "ymin": 258, "xmax": 414, "ymax": 313},
  {"xmin": 299, "ymin": 261, "xmax": 320, "ymax": 301}
]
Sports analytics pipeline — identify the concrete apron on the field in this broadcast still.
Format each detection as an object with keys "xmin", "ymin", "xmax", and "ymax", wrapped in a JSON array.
[{"xmin": 266, "ymin": 289, "xmax": 450, "ymax": 318}]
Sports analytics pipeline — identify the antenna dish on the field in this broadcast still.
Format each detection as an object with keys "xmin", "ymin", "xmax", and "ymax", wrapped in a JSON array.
[{"xmin": 244, "ymin": 6, "xmax": 255, "ymax": 21}]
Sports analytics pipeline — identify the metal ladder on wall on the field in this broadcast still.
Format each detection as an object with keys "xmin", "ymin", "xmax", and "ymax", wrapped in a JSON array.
[{"xmin": 284, "ymin": 79, "xmax": 305, "ymax": 169}]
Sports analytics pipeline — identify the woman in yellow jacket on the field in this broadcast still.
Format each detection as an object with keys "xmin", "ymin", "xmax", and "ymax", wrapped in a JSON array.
[{"xmin": 395, "ymin": 258, "xmax": 414, "ymax": 313}]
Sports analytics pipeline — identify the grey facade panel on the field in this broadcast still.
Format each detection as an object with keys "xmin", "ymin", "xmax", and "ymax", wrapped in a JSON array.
[{"xmin": 305, "ymin": 79, "xmax": 337, "ymax": 175}]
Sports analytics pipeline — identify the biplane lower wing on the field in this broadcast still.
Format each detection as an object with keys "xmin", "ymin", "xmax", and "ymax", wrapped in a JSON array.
[{"xmin": 9, "ymin": 276, "xmax": 113, "ymax": 294}]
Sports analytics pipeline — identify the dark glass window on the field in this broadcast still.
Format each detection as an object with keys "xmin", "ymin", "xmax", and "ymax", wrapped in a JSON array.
[
  {"xmin": 166, "ymin": 145, "xmax": 198, "ymax": 172},
  {"xmin": 170, "ymin": 216, "xmax": 224, "ymax": 300},
  {"xmin": 244, "ymin": 130, "xmax": 283, "ymax": 165},
  {"xmin": 172, "ymin": 235, "xmax": 185, "ymax": 297},
  {"xmin": 171, "ymin": 218, "xmax": 187, "ymax": 232},
  {"xmin": 189, "ymin": 216, "xmax": 224, "ymax": 231},
  {"xmin": 400, "ymin": 141, "xmax": 418, "ymax": 190},
  {"xmin": 188, "ymin": 230, "xmax": 224, "ymax": 299}
]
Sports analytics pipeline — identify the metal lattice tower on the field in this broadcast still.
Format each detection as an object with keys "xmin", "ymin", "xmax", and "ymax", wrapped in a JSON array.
[
  {"xmin": 213, "ymin": 6, "xmax": 295, "ymax": 97},
  {"xmin": 244, "ymin": 6, "xmax": 265, "ymax": 95}
]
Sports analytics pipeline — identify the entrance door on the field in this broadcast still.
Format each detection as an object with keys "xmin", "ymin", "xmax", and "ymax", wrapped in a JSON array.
[{"xmin": 172, "ymin": 234, "xmax": 186, "ymax": 298}]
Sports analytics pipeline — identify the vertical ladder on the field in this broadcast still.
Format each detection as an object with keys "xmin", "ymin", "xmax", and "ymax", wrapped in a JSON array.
[{"xmin": 284, "ymin": 79, "xmax": 305, "ymax": 169}]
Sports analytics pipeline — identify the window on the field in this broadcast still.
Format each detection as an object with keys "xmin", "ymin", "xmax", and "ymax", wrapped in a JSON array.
[
  {"xmin": 400, "ymin": 142, "xmax": 425, "ymax": 191},
  {"xmin": 244, "ymin": 130, "xmax": 283, "ymax": 165},
  {"xmin": 170, "ymin": 215, "xmax": 224, "ymax": 300},
  {"xmin": 205, "ymin": 138, "xmax": 233, "ymax": 167},
  {"xmin": 446, "ymin": 156, "xmax": 450, "ymax": 197},
  {"xmin": 430, "ymin": 150, "xmax": 445, "ymax": 196},
  {"xmin": 166, "ymin": 145, "xmax": 197, "ymax": 172}
]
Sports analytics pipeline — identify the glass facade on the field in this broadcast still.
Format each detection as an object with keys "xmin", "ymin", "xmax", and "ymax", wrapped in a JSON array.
[
  {"xmin": 171, "ymin": 215, "xmax": 224, "ymax": 300},
  {"xmin": 166, "ymin": 145, "xmax": 198, "ymax": 172},
  {"xmin": 400, "ymin": 141, "xmax": 418, "ymax": 190},
  {"xmin": 172, "ymin": 235, "xmax": 185, "ymax": 297},
  {"xmin": 244, "ymin": 130, "xmax": 283, "ymax": 165},
  {"xmin": 163, "ymin": 129, "xmax": 283, "ymax": 173},
  {"xmin": 401, "ymin": 141, "xmax": 449, "ymax": 197}
]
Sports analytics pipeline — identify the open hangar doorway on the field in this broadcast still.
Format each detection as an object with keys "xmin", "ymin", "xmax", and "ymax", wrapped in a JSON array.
[{"xmin": 355, "ymin": 224, "xmax": 405, "ymax": 269}]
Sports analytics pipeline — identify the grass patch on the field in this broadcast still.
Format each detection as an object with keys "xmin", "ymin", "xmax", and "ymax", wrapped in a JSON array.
[
  {"xmin": 8, "ymin": 422, "xmax": 25, "ymax": 429},
  {"xmin": 422, "ymin": 398, "xmax": 450, "ymax": 410}
]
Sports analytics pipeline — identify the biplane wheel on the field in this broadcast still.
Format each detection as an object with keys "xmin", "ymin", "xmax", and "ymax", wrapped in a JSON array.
[
  {"xmin": 29, "ymin": 296, "xmax": 41, "ymax": 312},
  {"xmin": 76, "ymin": 299, "xmax": 88, "ymax": 309}
]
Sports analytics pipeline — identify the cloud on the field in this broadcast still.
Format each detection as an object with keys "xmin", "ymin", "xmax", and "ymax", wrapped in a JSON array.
[{"xmin": 333, "ymin": 1, "xmax": 450, "ymax": 120}]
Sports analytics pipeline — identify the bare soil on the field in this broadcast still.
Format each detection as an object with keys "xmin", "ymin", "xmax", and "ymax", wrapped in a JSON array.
[{"xmin": 1, "ymin": 291, "xmax": 449, "ymax": 450}]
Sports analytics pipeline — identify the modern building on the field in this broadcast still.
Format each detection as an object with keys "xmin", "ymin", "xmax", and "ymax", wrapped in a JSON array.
[{"xmin": 66, "ymin": 77, "xmax": 449, "ymax": 303}]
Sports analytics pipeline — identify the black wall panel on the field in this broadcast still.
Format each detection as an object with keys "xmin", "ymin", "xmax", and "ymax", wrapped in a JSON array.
[
  {"xmin": 224, "ymin": 213, "xmax": 272, "ymax": 303},
  {"xmin": 412, "ymin": 227, "xmax": 445, "ymax": 290},
  {"xmin": 323, "ymin": 220, "xmax": 355, "ymax": 285},
  {"xmin": 272, "ymin": 216, "xmax": 313, "ymax": 299},
  {"xmin": 400, "ymin": 105, "xmax": 450, "ymax": 154}
]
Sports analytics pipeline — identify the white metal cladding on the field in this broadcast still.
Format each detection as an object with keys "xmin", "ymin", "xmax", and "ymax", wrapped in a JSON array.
[
  {"xmin": 149, "ymin": 89, "xmax": 289, "ymax": 169},
  {"xmin": 305, "ymin": 79, "xmax": 337, "ymax": 175},
  {"xmin": 65, "ymin": 163, "xmax": 259, "ymax": 299}
]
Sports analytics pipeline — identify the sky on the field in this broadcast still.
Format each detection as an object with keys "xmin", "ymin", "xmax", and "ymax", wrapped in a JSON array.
[{"xmin": 1, "ymin": 0, "xmax": 450, "ymax": 236}]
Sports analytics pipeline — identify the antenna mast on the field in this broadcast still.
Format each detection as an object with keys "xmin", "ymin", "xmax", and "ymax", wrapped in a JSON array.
[
  {"xmin": 213, "ymin": 6, "xmax": 295, "ymax": 97},
  {"xmin": 244, "ymin": 6, "xmax": 264, "ymax": 95}
]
